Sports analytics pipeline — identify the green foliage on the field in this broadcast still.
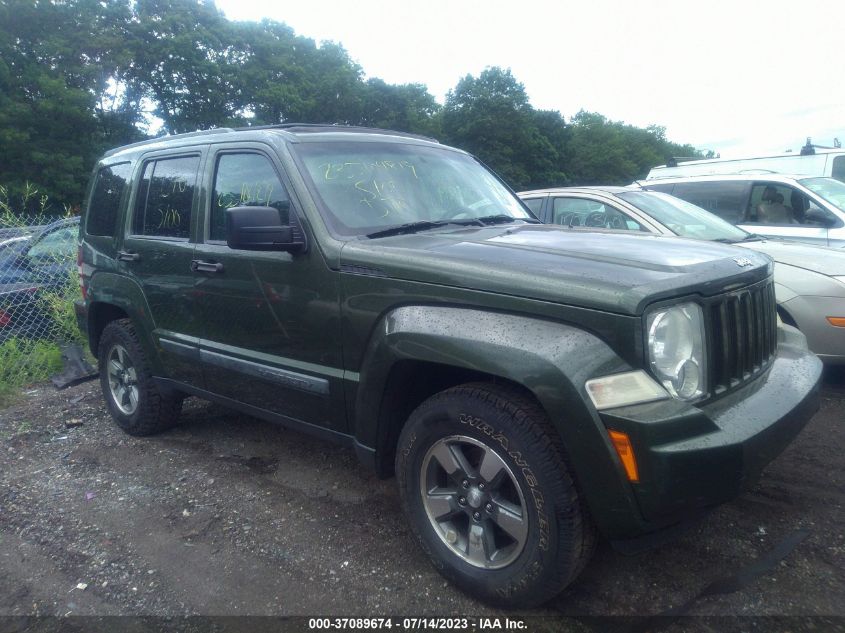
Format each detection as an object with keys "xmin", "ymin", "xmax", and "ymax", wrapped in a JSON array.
[
  {"xmin": 441, "ymin": 68, "xmax": 567, "ymax": 191},
  {"xmin": 0, "ymin": 0, "xmax": 703, "ymax": 213}
]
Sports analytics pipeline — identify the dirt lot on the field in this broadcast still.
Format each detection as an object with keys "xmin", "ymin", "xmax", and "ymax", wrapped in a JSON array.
[{"xmin": 0, "ymin": 368, "xmax": 844, "ymax": 628}]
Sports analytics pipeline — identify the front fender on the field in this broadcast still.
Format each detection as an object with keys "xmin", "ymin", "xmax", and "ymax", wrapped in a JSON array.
[{"xmin": 354, "ymin": 305, "xmax": 646, "ymax": 537}]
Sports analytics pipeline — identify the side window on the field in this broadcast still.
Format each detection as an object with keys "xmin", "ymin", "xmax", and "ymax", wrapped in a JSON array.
[
  {"xmin": 750, "ymin": 183, "xmax": 835, "ymax": 226},
  {"xmin": 551, "ymin": 198, "xmax": 645, "ymax": 231},
  {"xmin": 132, "ymin": 156, "xmax": 199, "ymax": 239},
  {"xmin": 521, "ymin": 197, "xmax": 544, "ymax": 220},
  {"xmin": 671, "ymin": 182, "xmax": 748, "ymax": 224},
  {"xmin": 210, "ymin": 153, "xmax": 289, "ymax": 241},
  {"xmin": 27, "ymin": 226, "xmax": 78, "ymax": 262},
  {"xmin": 832, "ymin": 156, "xmax": 845, "ymax": 184},
  {"xmin": 87, "ymin": 163, "xmax": 131, "ymax": 237}
]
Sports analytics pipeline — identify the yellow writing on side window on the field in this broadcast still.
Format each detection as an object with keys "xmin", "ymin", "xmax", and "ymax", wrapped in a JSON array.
[
  {"xmin": 216, "ymin": 182, "xmax": 275, "ymax": 210},
  {"xmin": 156, "ymin": 207, "xmax": 182, "ymax": 230}
]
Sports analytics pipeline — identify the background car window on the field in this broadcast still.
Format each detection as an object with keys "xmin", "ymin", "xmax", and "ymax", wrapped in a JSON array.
[
  {"xmin": 748, "ymin": 182, "xmax": 835, "ymax": 226},
  {"xmin": 832, "ymin": 156, "xmax": 845, "ymax": 184},
  {"xmin": 132, "ymin": 156, "xmax": 199, "ymax": 239},
  {"xmin": 617, "ymin": 191, "xmax": 748, "ymax": 241},
  {"xmin": 551, "ymin": 197, "xmax": 645, "ymax": 231},
  {"xmin": 669, "ymin": 181, "xmax": 749, "ymax": 224},
  {"xmin": 521, "ymin": 197, "xmax": 544, "ymax": 219},
  {"xmin": 800, "ymin": 177, "xmax": 845, "ymax": 214},
  {"xmin": 87, "ymin": 163, "xmax": 131, "ymax": 237},
  {"xmin": 26, "ymin": 226, "xmax": 77, "ymax": 262},
  {"xmin": 211, "ymin": 154, "xmax": 289, "ymax": 241}
]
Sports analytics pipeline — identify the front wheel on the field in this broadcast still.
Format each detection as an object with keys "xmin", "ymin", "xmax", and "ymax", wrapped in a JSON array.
[{"xmin": 396, "ymin": 383, "xmax": 594, "ymax": 608}]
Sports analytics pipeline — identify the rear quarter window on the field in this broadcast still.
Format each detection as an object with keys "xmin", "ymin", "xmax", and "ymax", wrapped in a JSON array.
[
  {"xmin": 86, "ymin": 163, "xmax": 132, "ymax": 237},
  {"xmin": 520, "ymin": 197, "xmax": 545, "ymax": 220}
]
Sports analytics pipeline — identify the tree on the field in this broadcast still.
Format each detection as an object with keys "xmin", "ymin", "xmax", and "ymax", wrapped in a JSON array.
[
  {"xmin": 441, "ymin": 67, "xmax": 566, "ymax": 190},
  {"xmin": 0, "ymin": 0, "xmax": 139, "ymax": 212},
  {"xmin": 565, "ymin": 112, "xmax": 702, "ymax": 185},
  {"xmin": 357, "ymin": 79, "xmax": 441, "ymax": 137}
]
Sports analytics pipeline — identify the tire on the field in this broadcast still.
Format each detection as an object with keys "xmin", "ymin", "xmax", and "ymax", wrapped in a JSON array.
[
  {"xmin": 98, "ymin": 318, "xmax": 182, "ymax": 436},
  {"xmin": 396, "ymin": 382, "xmax": 595, "ymax": 608}
]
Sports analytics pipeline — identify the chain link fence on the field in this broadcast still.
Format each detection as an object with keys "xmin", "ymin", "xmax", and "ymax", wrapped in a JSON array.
[{"xmin": 1, "ymin": 186, "xmax": 85, "ymax": 404}]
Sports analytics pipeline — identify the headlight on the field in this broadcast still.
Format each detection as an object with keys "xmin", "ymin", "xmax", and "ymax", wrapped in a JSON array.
[{"xmin": 646, "ymin": 302, "xmax": 707, "ymax": 401}]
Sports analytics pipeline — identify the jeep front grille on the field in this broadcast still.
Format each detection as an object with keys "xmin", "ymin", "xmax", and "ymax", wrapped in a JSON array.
[{"xmin": 708, "ymin": 279, "xmax": 778, "ymax": 395}]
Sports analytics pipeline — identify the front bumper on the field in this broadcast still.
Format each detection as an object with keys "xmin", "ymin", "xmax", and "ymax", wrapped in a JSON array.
[{"xmin": 600, "ymin": 324, "xmax": 821, "ymax": 536}]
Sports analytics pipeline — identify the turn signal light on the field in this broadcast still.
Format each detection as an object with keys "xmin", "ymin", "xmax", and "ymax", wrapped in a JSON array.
[
  {"xmin": 827, "ymin": 317, "xmax": 845, "ymax": 328},
  {"xmin": 608, "ymin": 430, "xmax": 639, "ymax": 482}
]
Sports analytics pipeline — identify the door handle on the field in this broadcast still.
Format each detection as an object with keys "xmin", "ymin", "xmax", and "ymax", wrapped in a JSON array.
[
  {"xmin": 190, "ymin": 260, "xmax": 224, "ymax": 273},
  {"xmin": 117, "ymin": 250, "xmax": 140, "ymax": 262}
]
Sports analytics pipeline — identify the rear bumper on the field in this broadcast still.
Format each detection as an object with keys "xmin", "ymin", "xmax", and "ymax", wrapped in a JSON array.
[{"xmin": 599, "ymin": 324, "xmax": 821, "ymax": 538}]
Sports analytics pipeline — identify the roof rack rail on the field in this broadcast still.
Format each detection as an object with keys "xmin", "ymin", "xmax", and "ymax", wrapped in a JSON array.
[
  {"xmin": 234, "ymin": 122, "xmax": 439, "ymax": 144},
  {"xmin": 103, "ymin": 128, "xmax": 235, "ymax": 157}
]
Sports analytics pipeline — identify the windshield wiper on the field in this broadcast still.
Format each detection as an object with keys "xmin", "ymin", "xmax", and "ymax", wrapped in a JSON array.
[
  {"xmin": 366, "ymin": 220, "xmax": 455, "ymax": 239},
  {"xmin": 366, "ymin": 215, "xmax": 538, "ymax": 238}
]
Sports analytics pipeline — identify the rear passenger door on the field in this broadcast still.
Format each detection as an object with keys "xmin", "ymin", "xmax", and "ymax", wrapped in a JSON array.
[
  {"xmin": 191, "ymin": 144, "xmax": 347, "ymax": 432},
  {"xmin": 120, "ymin": 150, "xmax": 205, "ymax": 387}
]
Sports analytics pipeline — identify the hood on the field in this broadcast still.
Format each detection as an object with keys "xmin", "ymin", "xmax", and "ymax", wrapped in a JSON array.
[
  {"xmin": 339, "ymin": 224, "xmax": 772, "ymax": 315},
  {"xmin": 739, "ymin": 239, "xmax": 845, "ymax": 276}
]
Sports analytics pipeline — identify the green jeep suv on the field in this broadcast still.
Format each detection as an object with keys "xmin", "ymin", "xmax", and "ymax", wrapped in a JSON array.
[{"xmin": 76, "ymin": 124, "xmax": 822, "ymax": 607}]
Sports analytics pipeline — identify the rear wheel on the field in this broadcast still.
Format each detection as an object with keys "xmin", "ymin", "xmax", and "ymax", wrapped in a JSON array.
[
  {"xmin": 98, "ymin": 318, "xmax": 182, "ymax": 435},
  {"xmin": 396, "ymin": 383, "xmax": 594, "ymax": 608}
]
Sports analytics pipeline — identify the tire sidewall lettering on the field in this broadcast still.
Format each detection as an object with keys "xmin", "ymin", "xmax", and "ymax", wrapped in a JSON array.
[{"xmin": 458, "ymin": 411, "xmax": 550, "ymax": 553}]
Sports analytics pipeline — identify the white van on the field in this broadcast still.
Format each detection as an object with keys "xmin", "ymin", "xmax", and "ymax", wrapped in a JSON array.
[{"xmin": 647, "ymin": 149, "xmax": 845, "ymax": 183}]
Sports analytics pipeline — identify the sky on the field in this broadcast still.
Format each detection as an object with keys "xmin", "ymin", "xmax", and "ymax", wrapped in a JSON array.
[{"xmin": 214, "ymin": 0, "xmax": 844, "ymax": 158}]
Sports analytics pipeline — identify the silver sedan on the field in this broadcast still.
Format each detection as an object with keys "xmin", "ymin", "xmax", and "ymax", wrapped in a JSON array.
[{"xmin": 519, "ymin": 186, "xmax": 845, "ymax": 364}]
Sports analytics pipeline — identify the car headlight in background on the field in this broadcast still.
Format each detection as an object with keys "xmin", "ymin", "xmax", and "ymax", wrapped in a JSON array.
[{"xmin": 646, "ymin": 302, "xmax": 707, "ymax": 401}]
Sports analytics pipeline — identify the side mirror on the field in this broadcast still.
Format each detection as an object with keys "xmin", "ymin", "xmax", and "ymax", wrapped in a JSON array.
[{"xmin": 225, "ymin": 204, "xmax": 306, "ymax": 253}]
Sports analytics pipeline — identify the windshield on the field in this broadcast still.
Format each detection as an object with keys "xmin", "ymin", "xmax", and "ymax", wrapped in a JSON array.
[
  {"xmin": 618, "ymin": 191, "xmax": 750, "ymax": 241},
  {"xmin": 293, "ymin": 141, "xmax": 530, "ymax": 236},
  {"xmin": 799, "ymin": 177, "xmax": 845, "ymax": 212}
]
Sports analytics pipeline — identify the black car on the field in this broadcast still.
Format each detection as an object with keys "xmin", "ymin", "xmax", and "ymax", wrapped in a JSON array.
[{"xmin": 0, "ymin": 216, "xmax": 79, "ymax": 343}]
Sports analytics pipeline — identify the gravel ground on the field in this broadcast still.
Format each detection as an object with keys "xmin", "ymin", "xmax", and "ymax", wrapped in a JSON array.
[{"xmin": 0, "ymin": 369, "xmax": 843, "ymax": 629}]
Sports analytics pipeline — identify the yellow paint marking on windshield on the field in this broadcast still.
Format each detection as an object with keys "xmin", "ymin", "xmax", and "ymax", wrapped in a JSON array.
[{"xmin": 318, "ymin": 160, "xmax": 419, "ymax": 181}]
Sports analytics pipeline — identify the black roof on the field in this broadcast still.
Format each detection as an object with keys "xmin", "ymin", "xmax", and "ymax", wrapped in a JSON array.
[{"xmin": 103, "ymin": 124, "xmax": 438, "ymax": 158}]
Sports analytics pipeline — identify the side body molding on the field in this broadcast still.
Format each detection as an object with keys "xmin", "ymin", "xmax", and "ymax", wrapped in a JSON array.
[{"xmin": 353, "ymin": 305, "xmax": 644, "ymax": 537}]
